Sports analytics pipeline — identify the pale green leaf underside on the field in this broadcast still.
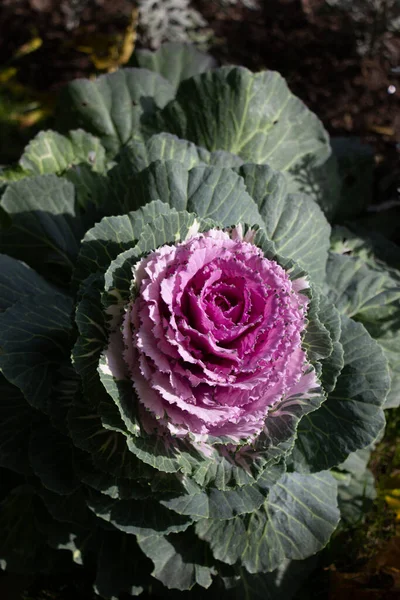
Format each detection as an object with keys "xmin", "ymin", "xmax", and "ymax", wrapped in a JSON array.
[{"xmin": 19, "ymin": 129, "xmax": 107, "ymax": 176}]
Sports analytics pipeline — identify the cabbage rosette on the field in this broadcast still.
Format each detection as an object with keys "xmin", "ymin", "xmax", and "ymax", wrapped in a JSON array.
[{"xmin": 122, "ymin": 228, "xmax": 317, "ymax": 442}]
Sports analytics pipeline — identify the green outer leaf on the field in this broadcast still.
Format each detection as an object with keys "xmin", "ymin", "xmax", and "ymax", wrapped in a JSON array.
[
  {"xmin": 19, "ymin": 129, "xmax": 107, "ymax": 175},
  {"xmin": 137, "ymin": 530, "xmax": 215, "ymax": 591},
  {"xmin": 243, "ymin": 379, "xmax": 325, "ymax": 478},
  {"xmin": 29, "ymin": 421, "xmax": 79, "ymax": 495},
  {"xmin": 76, "ymin": 452, "xmax": 151, "ymax": 500},
  {"xmin": 286, "ymin": 153, "xmax": 341, "ymax": 220},
  {"xmin": 0, "ymin": 254, "xmax": 56, "ymax": 312},
  {"xmin": 368, "ymin": 323, "xmax": 400, "ymax": 408},
  {"xmin": 149, "ymin": 66, "xmax": 330, "ymax": 171},
  {"xmin": 253, "ymin": 228, "xmax": 306, "ymax": 281},
  {"xmin": 134, "ymin": 43, "xmax": 217, "ymax": 91},
  {"xmin": 160, "ymin": 462, "xmax": 285, "ymax": 525},
  {"xmin": 0, "ymin": 484, "xmax": 63, "ymax": 575},
  {"xmin": 124, "ymin": 162, "xmax": 263, "ymax": 228},
  {"xmin": 317, "ymin": 294, "xmax": 344, "ymax": 393},
  {"xmin": 58, "ymin": 68, "xmax": 175, "ymax": 156},
  {"xmin": 263, "ymin": 192, "xmax": 330, "ymax": 285},
  {"xmin": 238, "ymin": 164, "xmax": 330, "ymax": 284},
  {"xmin": 64, "ymin": 163, "xmax": 109, "ymax": 213},
  {"xmin": 73, "ymin": 199, "xmax": 173, "ymax": 286},
  {"xmin": 0, "ymin": 165, "xmax": 27, "ymax": 183},
  {"xmin": 0, "ymin": 292, "xmax": 73, "ymax": 413},
  {"xmin": 86, "ymin": 488, "xmax": 192, "ymax": 536},
  {"xmin": 326, "ymin": 252, "xmax": 400, "ymax": 320},
  {"xmin": 67, "ymin": 397, "xmax": 152, "ymax": 481},
  {"xmin": 186, "ymin": 166, "xmax": 264, "ymax": 227},
  {"xmin": 0, "ymin": 175, "xmax": 82, "ymax": 275},
  {"xmin": 0, "ymin": 377, "xmax": 40, "ymax": 475},
  {"xmin": 38, "ymin": 486, "xmax": 92, "ymax": 529},
  {"xmin": 330, "ymin": 225, "xmax": 400, "ymax": 270},
  {"xmin": 110, "ymin": 134, "xmax": 243, "ymax": 205},
  {"xmin": 238, "ymin": 163, "xmax": 288, "ymax": 208},
  {"xmin": 326, "ymin": 249, "xmax": 400, "ymax": 408},
  {"xmin": 72, "ymin": 274, "xmax": 108, "ymax": 396},
  {"xmin": 142, "ymin": 133, "xmax": 210, "ymax": 168},
  {"xmin": 161, "ymin": 479, "xmax": 267, "ymax": 520},
  {"xmin": 339, "ymin": 447, "xmax": 372, "ymax": 476},
  {"xmin": 48, "ymin": 362, "xmax": 81, "ymax": 434},
  {"xmin": 196, "ymin": 471, "xmax": 339, "ymax": 573},
  {"xmin": 103, "ymin": 210, "xmax": 205, "ymax": 299},
  {"xmin": 302, "ymin": 289, "xmax": 333, "ymax": 363},
  {"xmin": 128, "ymin": 160, "xmax": 190, "ymax": 213},
  {"xmin": 292, "ymin": 315, "xmax": 388, "ymax": 472}
]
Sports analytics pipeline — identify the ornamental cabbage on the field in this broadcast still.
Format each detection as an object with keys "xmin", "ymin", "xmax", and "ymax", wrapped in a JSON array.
[{"xmin": 0, "ymin": 42, "xmax": 398, "ymax": 600}]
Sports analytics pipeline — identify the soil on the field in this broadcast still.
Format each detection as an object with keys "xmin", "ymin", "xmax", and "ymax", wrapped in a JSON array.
[{"xmin": 0, "ymin": 0, "xmax": 134, "ymax": 92}]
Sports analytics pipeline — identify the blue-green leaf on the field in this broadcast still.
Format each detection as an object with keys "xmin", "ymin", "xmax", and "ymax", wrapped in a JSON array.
[
  {"xmin": 58, "ymin": 69, "xmax": 175, "ymax": 157},
  {"xmin": 196, "ymin": 471, "xmax": 339, "ymax": 572},
  {"xmin": 0, "ymin": 293, "xmax": 73, "ymax": 413},
  {"xmin": 149, "ymin": 67, "xmax": 330, "ymax": 172},
  {"xmin": 134, "ymin": 43, "xmax": 216, "ymax": 91},
  {"xmin": 292, "ymin": 316, "xmax": 388, "ymax": 472}
]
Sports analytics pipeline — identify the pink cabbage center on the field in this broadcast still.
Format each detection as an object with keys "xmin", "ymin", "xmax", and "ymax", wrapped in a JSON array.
[{"xmin": 122, "ymin": 229, "xmax": 317, "ymax": 441}]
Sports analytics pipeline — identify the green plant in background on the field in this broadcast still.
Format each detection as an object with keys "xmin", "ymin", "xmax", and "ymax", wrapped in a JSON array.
[{"xmin": 0, "ymin": 43, "xmax": 399, "ymax": 599}]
